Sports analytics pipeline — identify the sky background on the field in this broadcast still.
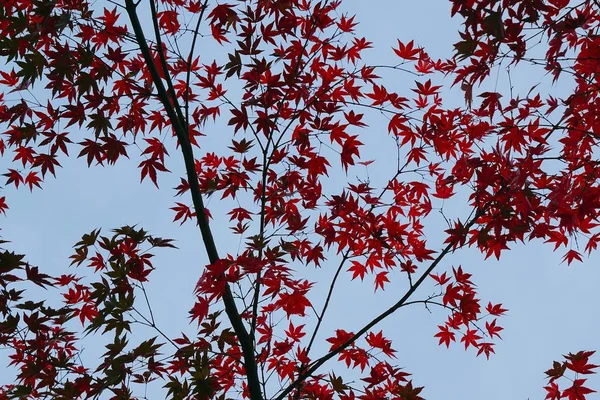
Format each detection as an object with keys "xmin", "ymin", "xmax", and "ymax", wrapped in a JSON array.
[{"xmin": 1, "ymin": 0, "xmax": 600, "ymax": 399}]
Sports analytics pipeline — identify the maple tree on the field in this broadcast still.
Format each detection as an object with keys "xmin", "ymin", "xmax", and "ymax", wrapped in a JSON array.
[{"xmin": 0, "ymin": 0, "xmax": 599, "ymax": 398}]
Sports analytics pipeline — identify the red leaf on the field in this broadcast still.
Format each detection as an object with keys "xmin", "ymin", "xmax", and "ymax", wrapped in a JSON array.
[
  {"xmin": 24, "ymin": 171, "xmax": 42, "ymax": 191},
  {"xmin": 460, "ymin": 329, "xmax": 481, "ymax": 349},
  {"xmin": 139, "ymin": 158, "xmax": 169, "ymax": 187},
  {"xmin": 476, "ymin": 342, "xmax": 495, "ymax": 360},
  {"xmin": 562, "ymin": 249, "xmax": 583, "ymax": 265},
  {"xmin": 3, "ymin": 169, "xmax": 23, "ymax": 188},
  {"xmin": 563, "ymin": 379, "xmax": 595, "ymax": 400},
  {"xmin": 190, "ymin": 296, "xmax": 209, "ymax": 326},
  {"xmin": 394, "ymin": 40, "xmax": 420, "ymax": 60},
  {"xmin": 485, "ymin": 319, "xmax": 503, "ymax": 339},
  {"xmin": 486, "ymin": 302, "xmax": 508, "ymax": 316},
  {"xmin": 435, "ymin": 325, "xmax": 455, "ymax": 348},
  {"xmin": 0, "ymin": 197, "xmax": 7, "ymax": 215},
  {"xmin": 374, "ymin": 271, "xmax": 389, "ymax": 291},
  {"xmin": 158, "ymin": 10, "xmax": 180, "ymax": 35}
]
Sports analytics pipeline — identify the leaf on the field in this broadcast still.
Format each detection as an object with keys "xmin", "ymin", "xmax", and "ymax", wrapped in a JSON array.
[
  {"xmin": 78, "ymin": 139, "xmax": 104, "ymax": 166},
  {"xmin": 24, "ymin": 171, "xmax": 42, "ymax": 191},
  {"xmin": 0, "ymin": 197, "xmax": 8, "ymax": 215},
  {"xmin": 486, "ymin": 302, "xmax": 508, "ymax": 316},
  {"xmin": 565, "ymin": 351, "xmax": 598, "ymax": 375},
  {"xmin": 348, "ymin": 260, "xmax": 367, "ymax": 281},
  {"xmin": 139, "ymin": 158, "xmax": 169, "ymax": 187},
  {"xmin": 562, "ymin": 249, "xmax": 583, "ymax": 265},
  {"xmin": 3, "ymin": 169, "xmax": 23, "ymax": 188},
  {"xmin": 62, "ymin": 102, "xmax": 86, "ymax": 128},
  {"xmin": 485, "ymin": 319, "xmax": 503, "ymax": 339},
  {"xmin": 330, "ymin": 373, "xmax": 348, "ymax": 393},
  {"xmin": 15, "ymin": 300, "xmax": 44, "ymax": 311},
  {"xmin": 545, "ymin": 361, "xmax": 567, "ymax": 382},
  {"xmin": 454, "ymin": 38, "xmax": 477, "ymax": 61},
  {"xmin": 75, "ymin": 229, "xmax": 101, "ymax": 247},
  {"xmin": 460, "ymin": 329, "xmax": 481, "ymax": 349},
  {"xmin": 190, "ymin": 296, "xmax": 209, "ymax": 326},
  {"xmin": 147, "ymin": 236, "xmax": 177, "ymax": 249},
  {"xmin": 435, "ymin": 325, "xmax": 455, "ymax": 348},
  {"xmin": 482, "ymin": 10, "xmax": 505, "ymax": 39},
  {"xmin": 374, "ymin": 271, "xmax": 389, "ymax": 291},
  {"xmin": 394, "ymin": 40, "xmax": 420, "ymax": 60},
  {"xmin": 563, "ymin": 379, "xmax": 595, "ymax": 400},
  {"xmin": 86, "ymin": 112, "xmax": 113, "ymax": 137},
  {"xmin": 158, "ymin": 10, "xmax": 180, "ymax": 35}
]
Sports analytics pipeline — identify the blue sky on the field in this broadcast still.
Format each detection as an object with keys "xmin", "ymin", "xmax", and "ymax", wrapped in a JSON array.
[{"xmin": 1, "ymin": 0, "xmax": 600, "ymax": 399}]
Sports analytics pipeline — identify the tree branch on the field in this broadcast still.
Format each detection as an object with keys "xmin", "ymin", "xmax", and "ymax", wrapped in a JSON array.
[
  {"xmin": 274, "ymin": 203, "xmax": 490, "ymax": 400},
  {"xmin": 124, "ymin": 2, "xmax": 263, "ymax": 399}
]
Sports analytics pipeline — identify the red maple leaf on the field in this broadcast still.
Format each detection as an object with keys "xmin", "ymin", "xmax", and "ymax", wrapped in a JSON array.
[{"xmin": 435, "ymin": 325, "xmax": 455, "ymax": 348}]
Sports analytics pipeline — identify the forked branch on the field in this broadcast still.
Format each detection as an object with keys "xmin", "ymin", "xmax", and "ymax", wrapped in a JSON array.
[{"xmin": 124, "ymin": 2, "xmax": 264, "ymax": 399}]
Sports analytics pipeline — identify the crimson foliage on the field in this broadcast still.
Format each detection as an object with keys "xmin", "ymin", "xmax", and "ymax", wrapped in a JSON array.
[{"xmin": 0, "ymin": 0, "xmax": 598, "ymax": 399}]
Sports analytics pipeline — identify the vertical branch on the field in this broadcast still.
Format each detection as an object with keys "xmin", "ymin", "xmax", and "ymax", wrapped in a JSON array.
[
  {"xmin": 305, "ymin": 252, "xmax": 349, "ymax": 356},
  {"xmin": 147, "ymin": 0, "xmax": 186, "ymax": 125},
  {"xmin": 184, "ymin": 0, "xmax": 210, "ymax": 126},
  {"xmin": 249, "ymin": 4, "xmax": 327, "ymax": 341},
  {"xmin": 124, "ymin": 2, "xmax": 264, "ymax": 399}
]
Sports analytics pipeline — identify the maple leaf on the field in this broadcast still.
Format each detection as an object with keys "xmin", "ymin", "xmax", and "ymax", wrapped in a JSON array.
[
  {"xmin": 13, "ymin": 146, "xmax": 35, "ymax": 167},
  {"xmin": 142, "ymin": 138, "xmax": 169, "ymax": 163},
  {"xmin": 485, "ymin": 319, "xmax": 503, "ymax": 339},
  {"xmin": 412, "ymin": 79, "xmax": 441, "ymax": 96},
  {"xmin": 396, "ymin": 380, "xmax": 424, "ymax": 400},
  {"xmin": 32, "ymin": 154, "xmax": 61, "ymax": 177},
  {"xmin": 3, "ymin": 169, "xmax": 23, "ymax": 188},
  {"xmin": 366, "ymin": 84, "xmax": 388, "ymax": 105},
  {"xmin": 275, "ymin": 282, "xmax": 313, "ymax": 317},
  {"xmin": 545, "ymin": 382, "xmax": 561, "ymax": 400},
  {"xmin": 101, "ymin": 134, "xmax": 128, "ymax": 165},
  {"xmin": 394, "ymin": 40, "xmax": 420, "ymax": 60},
  {"xmin": 62, "ymin": 102, "xmax": 86, "ymax": 128},
  {"xmin": 366, "ymin": 331, "xmax": 396, "ymax": 357},
  {"xmin": 158, "ymin": 10, "xmax": 180, "ymax": 35},
  {"xmin": 435, "ymin": 325, "xmax": 455, "ymax": 348},
  {"xmin": 486, "ymin": 302, "xmax": 508, "ymax": 316},
  {"xmin": 453, "ymin": 266, "xmax": 473, "ymax": 285},
  {"xmin": 348, "ymin": 261, "xmax": 367, "ymax": 281},
  {"xmin": 476, "ymin": 342, "xmax": 495, "ymax": 360},
  {"xmin": 0, "ymin": 69, "xmax": 19, "ymax": 87},
  {"xmin": 545, "ymin": 361, "xmax": 568, "ymax": 382},
  {"xmin": 430, "ymin": 272, "xmax": 450, "ymax": 286},
  {"xmin": 24, "ymin": 171, "xmax": 42, "ymax": 191},
  {"xmin": 327, "ymin": 329, "xmax": 355, "ymax": 352},
  {"xmin": 374, "ymin": 271, "xmax": 389, "ymax": 291},
  {"xmin": 432, "ymin": 175, "xmax": 455, "ymax": 199},
  {"xmin": 340, "ymin": 135, "xmax": 362, "ymax": 171},
  {"xmin": 460, "ymin": 329, "xmax": 481, "ymax": 349},
  {"xmin": 0, "ymin": 197, "xmax": 7, "ymax": 215},
  {"xmin": 285, "ymin": 322, "xmax": 306, "ymax": 342},
  {"xmin": 78, "ymin": 303, "xmax": 98, "ymax": 325},
  {"xmin": 443, "ymin": 284, "xmax": 461, "ymax": 307},
  {"xmin": 562, "ymin": 249, "xmax": 583, "ymax": 265},
  {"xmin": 78, "ymin": 139, "xmax": 104, "ymax": 166},
  {"xmin": 337, "ymin": 15, "xmax": 358, "ymax": 32},
  {"xmin": 171, "ymin": 203, "xmax": 195, "ymax": 225},
  {"xmin": 86, "ymin": 112, "xmax": 113, "ymax": 138},
  {"xmin": 563, "ymin": 379, "xmax": 595, "ymax": 400},
  {"xmin": 565, "ymin": 351, "xmax": 598, "ymax": 374},
  {"xmin": 190, "ymin": 297, "xmax": 209, "ymax": 326},
  {"xmin": 139, "ymin": 158, "xmax": 169, "ymax": 187}
]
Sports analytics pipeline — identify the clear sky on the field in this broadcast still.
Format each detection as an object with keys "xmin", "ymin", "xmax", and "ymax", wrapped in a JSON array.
[{"xmin": 1, "ymin": 0, "xmax": 599, "ymax": 399}]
